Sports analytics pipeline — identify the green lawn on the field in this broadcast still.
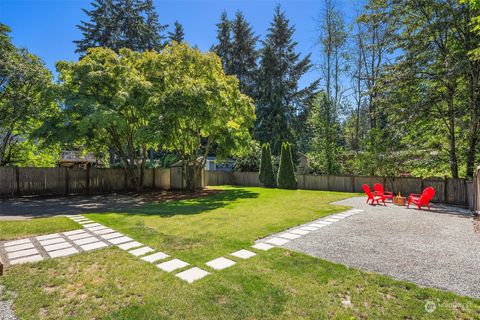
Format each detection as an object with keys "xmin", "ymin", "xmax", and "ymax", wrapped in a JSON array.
[
  {"xmin": 1, "ymin": 186, "xmax": 479, "ymax": 319},
  {"xmin": 0, "ymin": 217, "xmax": 78, "ymax": 241}
]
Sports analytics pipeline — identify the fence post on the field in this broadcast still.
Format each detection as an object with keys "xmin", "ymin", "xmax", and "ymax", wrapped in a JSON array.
[
  {"xmin": 444, "ymin": 175, "xmax": 448, "ymax": 204},
  {"xmin": 65, "ymin": 167, "xmax": 69, "ymax": 195},
  {"xmin": 351, "ymin": 175, "xmax": 355, "ymax": 193},
  {"xmin": 86, "ymin": 167, "xmax": 91, "ymax": 194},
  {"xmin": 15, "ymin": 166, "xmax": 20, "ymax": 197}
]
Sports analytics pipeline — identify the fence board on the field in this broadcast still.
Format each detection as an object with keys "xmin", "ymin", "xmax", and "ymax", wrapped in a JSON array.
[
  {"xmin": 154, "ymin": 168, "xmax": 170, "ymax": 190},
  {"xmin": 233, "ymin": 172, "xmax": 262, "ymax": 186},
  {"xmin": 0, "ymin": 167, "xmax": 15, "ymax": 197},
  {"xmin": 205, "ymin": 171, "xmax": 234, "ymax": 185}
]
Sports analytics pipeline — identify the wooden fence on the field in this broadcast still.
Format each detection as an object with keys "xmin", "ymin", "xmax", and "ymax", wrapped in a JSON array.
[
  {"xmin": 206, "ymin": 171, "xmax": 475, "ymax": 208},
  {"xmin": 0, "ymin": 167, "xmax": 171, "ymax": 198}
]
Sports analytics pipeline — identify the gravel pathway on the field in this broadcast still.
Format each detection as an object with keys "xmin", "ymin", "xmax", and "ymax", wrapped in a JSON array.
[
  {"xmin": 0, "ymin": 285, "xmax": 18, "ymax": 320},
  {"xmin": 276, "ymin": 197, "xmax": 480, "ymax": 298}
]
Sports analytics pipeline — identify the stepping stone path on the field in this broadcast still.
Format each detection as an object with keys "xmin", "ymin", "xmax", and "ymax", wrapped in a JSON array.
[{"xmin": 0, "ymin": 208, "xmax": 364, "ymax": 285}]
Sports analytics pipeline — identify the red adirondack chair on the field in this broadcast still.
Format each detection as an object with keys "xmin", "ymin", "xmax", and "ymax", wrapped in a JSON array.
[
  {"xmin": 363, "ymin": 184, "xmax": 385, "ymax": 205},
  {"xmin": 374, "ymin": 183, "xmax": 393, "ymax": 201},
  {"xmin": 407, "ymin": 187, "xmax": 436, "ymax": 210}
]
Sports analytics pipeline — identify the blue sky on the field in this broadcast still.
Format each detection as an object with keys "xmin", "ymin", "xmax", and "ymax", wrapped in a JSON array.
[{"xmin": 1, "ymin": 0, "xmax": 357, "ymax": 88}]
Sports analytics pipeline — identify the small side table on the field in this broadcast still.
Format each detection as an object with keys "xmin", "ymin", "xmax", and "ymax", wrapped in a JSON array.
[{"xmin": 393, "ymin": 196, "xmax": 406, "ymax": 206}]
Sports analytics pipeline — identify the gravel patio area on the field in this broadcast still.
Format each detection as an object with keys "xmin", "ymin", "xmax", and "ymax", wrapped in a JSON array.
[{"xmin": 280, "ymin": 197, "xmax": 480, "ymax": 299}]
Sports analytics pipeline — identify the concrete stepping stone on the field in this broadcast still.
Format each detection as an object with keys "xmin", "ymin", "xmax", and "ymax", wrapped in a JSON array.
[
  {"xmin": 73, "ymin": 237, "xmax": 99, "ymax": 246},
  {"xmin": 318, "ymin": 221, "xmax": 333, "ymax": 225},
  {"xmin": 206, "ymin": 257, "xmax": 236, "ymax": 270},
  {"xmin": 141, "ymin": 252, "xmax": 169, "ymax": 263},
  {"xmin": 117, "ymin": 241, "xmax": 143, "ymax": 250},
  {"xmin": 290, "ymin": 229, "xmax": 310, "ymax": 235},
  {"xmin": 67, "ymin": 232, "xmax": 92, "ymax": 241},
  {"xmin": 78, "ymin": 220, "xmax": 94, "ymax": 225},
  {"xmin": 324, "ymin": 218, "xmax": 340, "ymax": 222},
  {"xmin": 309, "ymin": 224, "xmax": 326, "ymax": 228},
  {"xmin": 175, "ymin": 267, "xmax": 209, "ymax": 283},
  {"xmin": 92, "ymin": 228, "xmax": 115, "ymax": 235},
  {"xmin": 4, "ymin": 239, "xmax": 31, "ymax": 247},
  {"xmin": 252, "ymin": 243, "xmax": 274, "ymax": 251},
  {"xmin": 109, "ymin": 236, "xmax": 133, "ymax": 245},
  {"xmin": 129, "ymin": 247, "xmax": 154, "ymax": 257},
  {"xmin": 265, "ymin": 237, "xmax": 290, "ymax": 246},
  {"xmin": 5, "ymin": 242, "xmax": 35, "ymax": 252},
  {"xmin": 64, "ymin": 230, "xmax": 85, "ymax": 236},
  {"xmin": 80, "ymin": 241, "xmax": 108, "ymax": 251},
  {"xmin": 230, "ymin": 249, "xmax": 256, "ymax": 259},
  {"xmin": 44, "ymin": 242, "xmax": 73, "ymax": 252},
  {"xmin": 83, "ymin": 223, "xmax": 101, "ymax": 228},
  {"xmin": 9, "ymin": 255, "xmax": 43, "ymax": 265},
  {"xmin": 300, "ymin": 226, "xmax": 318, "ymax": 231},
  {"xmin": 157, "ymin": 259, "xmax": 189, "ymax": 272},
  {"xmin": 7, "ymin": 248, "xmax": 39, "ymax": 260},
  {"xmin": 48, "ymin": 247, "xmax": 79, "ymax": 258},
  {"xmin": 39, "ymin": 237, "xmax": 66, "ymax": 246},
  {"xmin": 36, "ymin": 234, "xmax": 60, "ymax": 241},
  {"xmin": 72, "ymin": 218, "xmax": 89, "ymax": 222},
  {"xmin": 88, "ymin": 225, "xmax": 108, "ymax": 231},
  {"xmin": 278, "ymin": 233, "xmax": 301, "ymax": 240},
  {"xmin": 101, "ymin": 232, "xmax": 124, "ymax": 240}
]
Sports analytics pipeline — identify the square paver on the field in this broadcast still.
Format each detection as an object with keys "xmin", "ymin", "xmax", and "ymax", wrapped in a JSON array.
[
  {"xmin": 43, "ymin": 242, "xmax": 73, "ymax": 252},
  {"xmin": 4, "ymin": 239, "xmax": 31, "ymax": 247},
  {"xmin": 230, "ymin": 249, "xmax": 256, "ymax": 259},
  {"xmin": 278, "ymin": 232, "xmax": 302, "ymax": 240},
  {"xmin": 9, "ymin": 254, "xmax": 43, "ymax": 265},
  {"xmin": 73, "ymin": 237, "xmax": 99, "ymax": 246},
  {"xmin": 7, "ymin": 248, "xmax": 39, "ymax": 259},
  {"xmin": 290, "ymin": 229, "xmax": 310, "ymax": 235},
  {"xmin": 175, "ymin": 267, "xmax": 209, "ymax": 283},
  {"xmin": 80, "ymin": 241, "xmax": 109, "ymax": 251},
  {"xmin": 129, "ymin": 247, "xmax": 154, "ymax": 257},
  {"xmin": 141, "ymin": 252, "xmax": 169, "ymax": 263},
  {"xmin": 36, "ymin": 234, "xmax": 60, "ymax": 241},
  {"xmin": 252, "ymin": 243, "xmax": 274, "ymax": 251},
  {"xmin": 157, "ymin": 259, "xmax": 189, "ymax": 272},
  {"xmin": 92, "ymin": 228, "xmax": 115, "ymax": 235},
  {"xmin": 63, "ymin": 230, "xmax": 86, "ymax": 236},
  {"xmin": 109, "ymin": 236, "xmax": 133, "ymax": 245},
  {"xmin": 48, "ymin": 247, "xmax": 79, "ymax": 258},
  {"xmin": 5, "ymin": 242, "xmax": 35, "ymax": 252},
  {"xmin": 117, "ymin": 241, "xmax": 143, "ymax": 250},
  {"xmin": 39, "ymin": 237, "xmax": 66, "ymax": 246},
  {"xmin": 101, "ymin": 232, "xmax": 124, "ymax": 240},
  {"xmin": 265, "ymin": 237, "xmax": 290, "ymax": 246},
  {"xmin": 206, "ymin": 257, "xmax": 236, "ymax": 270},
  {"xmin": 67, "ymin": 232, "xmax": 92, "ymax": 241},
  {"xmin": 299, "ymin": 226, "xmax": 318, "ymax": 231}
]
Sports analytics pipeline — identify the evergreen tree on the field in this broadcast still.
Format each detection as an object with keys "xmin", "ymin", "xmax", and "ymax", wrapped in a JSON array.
[
  {"xmin": 256, "ymin": 5, "xmax": 318, "ymax": 154},
  {"xmin": 75, "ymin": 0, "xmax": 167, "ymax": 54},
  {"xmin": 168, "ymin": 21, "xmax": 185, "ymax": 44},
  {"xmin": 277, "ymin": 142, "xmax": 297, "ymax": 189},
  {"xmin": 212, "ymin": 11, "xmax": 233, "ymax": 74},
  {"xmin": 259, "ymin": 143, "xmax": 275, "ymax": 187},
  {"xmin": 231, "ymin": 11, "xmax": 258, "ymax": 98}
]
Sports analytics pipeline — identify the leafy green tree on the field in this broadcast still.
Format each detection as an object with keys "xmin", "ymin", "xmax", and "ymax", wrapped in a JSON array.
[
  {"xmin": 168, "ymin": 21, "xmax": 185, "ymax": 44},
  {"xmin": 152, "ymin": 43, "xmax": 256, "ymax": 191},
  {"xmin": 75, "ymin": 0, "xmax": 167, "ymax": 54},
  {"xmin": 0, "ymin": 24, "xmax": 57, "ymax": 166},
  {"xmin": 234, "ymin": 140, "xmax": 260, "ymax": 172},
  {"xmin": 212, "ymin": 11, "xmax": 233, "ymax": 74},
  {"xmin": 256, "ymin": 5, "xmax": 318, "ymax": 154},
  {"xmin": 259, "ymin": 143, "xmax": 275, "ymax": 187},
  {"xmin": 277, "ymin": 142, "xmax": 297, "ymax": 189}
]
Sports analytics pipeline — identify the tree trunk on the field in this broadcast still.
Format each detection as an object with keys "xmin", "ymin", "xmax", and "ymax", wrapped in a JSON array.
[{"xmin": 447, "ymin": 93, "xmax": 459, "ymax": 179}]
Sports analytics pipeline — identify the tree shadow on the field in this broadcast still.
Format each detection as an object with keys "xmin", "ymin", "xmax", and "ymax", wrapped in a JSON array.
[{"xmin": 119, "ymin": 188, "xmax": 259, "ymax": 217}]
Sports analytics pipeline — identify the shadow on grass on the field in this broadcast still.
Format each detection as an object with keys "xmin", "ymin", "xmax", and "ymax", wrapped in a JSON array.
[{"xmin": 119, "ymin": 188, "xmax": 259, "ymax": 218}]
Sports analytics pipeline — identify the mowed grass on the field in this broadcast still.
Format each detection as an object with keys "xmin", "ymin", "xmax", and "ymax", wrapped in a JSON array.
[
  {"xmin": 1, "ymin": 186, "xmax": 479, "ymax": 319},
  {"xmin": 0, "ymin": 217, "xmax": 78, "ymax": 241}
]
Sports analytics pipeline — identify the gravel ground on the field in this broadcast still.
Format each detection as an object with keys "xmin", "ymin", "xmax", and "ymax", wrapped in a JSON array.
[
  {"xmin": 270, "ymin": 197, "xmax": 480, "ymax": 298},
  {"xmin": 0, "ymin": 285, "xmax": 17, "ymax": 320}
]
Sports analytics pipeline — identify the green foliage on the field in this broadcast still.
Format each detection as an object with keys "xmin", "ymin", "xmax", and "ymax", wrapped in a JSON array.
[
  {"xmin": 255, "ymin": 5, "xmax": 318, "ymax": 155},
  {"xmin": 259, "ymin": 143, "xmax": 276, "ymax": 187},
  {"xmin": 211, "ymin": 11, "xmax": 233, "ymax": 74},
  {"xmin": 234, "ymin": 140, "xmax": 260, "ymax": 172},
  {"xmin": 277, "ymin": 142, "xmax": 297, "ymax": 189},
  {"xmin": 168, "ymin": 21, "xmax": 185, "ymax": 44},
  {"xmin": 74, "ymin": 0, "xmax": 167, "ymax": 54},
  {"xmin": 0, "ymin": 23, "xmax": 57, "ymax": 167}
]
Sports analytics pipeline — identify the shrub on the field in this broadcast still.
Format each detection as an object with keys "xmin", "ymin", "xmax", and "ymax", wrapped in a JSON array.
[
  {"xmin": 259, "ymin": 143, "xmax": 276, "ymax": 187},
  {"xmin": 277, "ymin": 142, "xmax": 297, "ymax": 189}
]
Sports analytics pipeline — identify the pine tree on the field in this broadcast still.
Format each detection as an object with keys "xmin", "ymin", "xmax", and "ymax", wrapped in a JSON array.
[
  {"xmin": 259, "ymin": 143, "xmax": 275, "ymax": 188},
  {"xmin": 168, "ymin": 21, "xmax": 185, "ymax": 44},
  {"xmin": 212, "ymin": 11, "xmax": 233, "ymax": 74},
  {"xmin": 277, "ymin": 142, "xmax": 297, "ymax": 189},
  {"xmin": 231, "ymin": 11, "xmax": 258, "ymax": 98},
  {"xmin": 75, "ymin": 0, "xmax": 166, "ymax": 54},
  {"xmin": 256, "ymin": 5, "xmax": 318, "ymax": 155}
]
